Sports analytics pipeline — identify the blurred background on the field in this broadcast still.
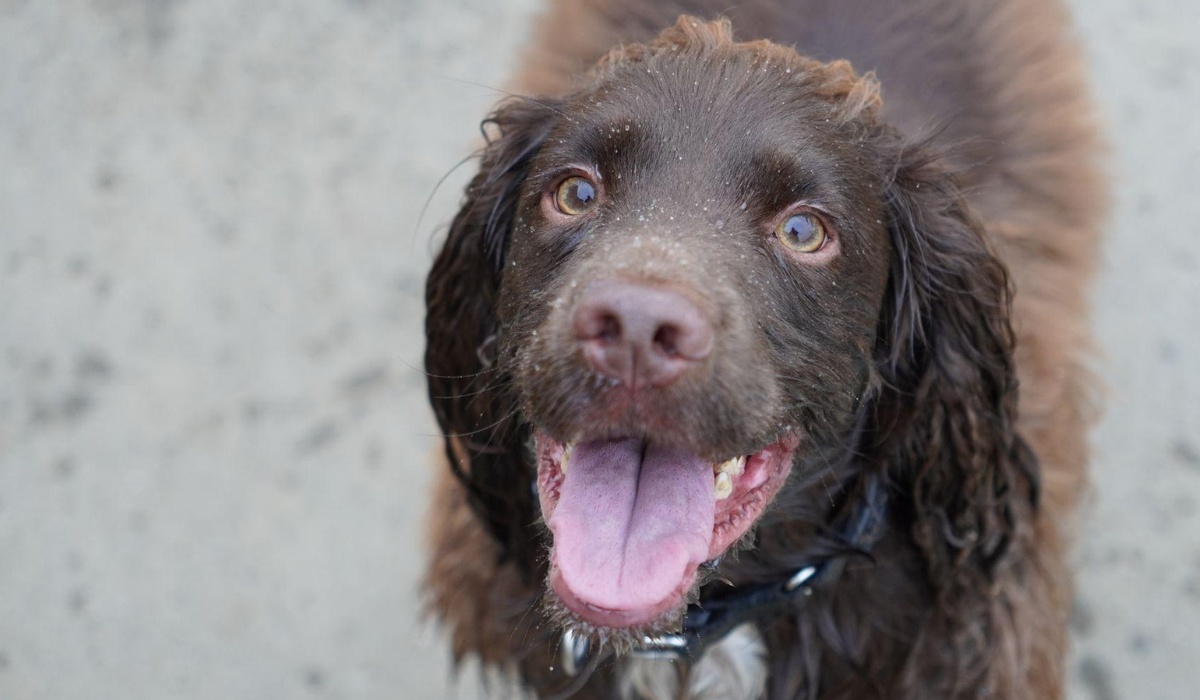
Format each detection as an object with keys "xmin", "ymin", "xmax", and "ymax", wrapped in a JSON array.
[{"xmin": 1, "ymin": 0, "xmax": 1197, "ymax": 698}]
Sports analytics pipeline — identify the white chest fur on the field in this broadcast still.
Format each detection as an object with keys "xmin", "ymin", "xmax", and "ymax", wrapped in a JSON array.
[{"xmin": 616, "ymin": 624, "xmax": 768, "ymax": 700}]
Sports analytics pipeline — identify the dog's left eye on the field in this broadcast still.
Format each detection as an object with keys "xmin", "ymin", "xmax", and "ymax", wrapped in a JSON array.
[
  {"xmin": 554, "ymin": 176, "xmax": 599, "ymax": 216},
  {"xmin": 775, "ymin": 212, "xmax": 827, "ymax": 253}
]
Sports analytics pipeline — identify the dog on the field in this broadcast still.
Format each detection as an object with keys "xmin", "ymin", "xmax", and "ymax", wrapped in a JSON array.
[{"xmin": 423, "ymin": 2, "xmax": 1104, "ymax": 698}]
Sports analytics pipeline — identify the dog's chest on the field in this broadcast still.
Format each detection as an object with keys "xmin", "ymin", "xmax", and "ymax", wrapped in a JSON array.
[{"xmin": 615, "ymin": 624, "xmax": 768, "ymax": 700}]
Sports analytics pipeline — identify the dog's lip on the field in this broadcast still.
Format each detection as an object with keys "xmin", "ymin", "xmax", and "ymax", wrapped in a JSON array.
[{"xmin": 534, "ymin": 431, "xmax": 799, "ymax": 629}]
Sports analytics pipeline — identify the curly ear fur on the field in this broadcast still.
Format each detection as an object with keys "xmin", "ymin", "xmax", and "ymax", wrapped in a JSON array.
[
  {"xmin": 424, "ymin": 97, "xmax": 559, "ymax": 573},
  {"xmin": 871, "ymin": 137, "xmax": 1041, "ymax": 696}
]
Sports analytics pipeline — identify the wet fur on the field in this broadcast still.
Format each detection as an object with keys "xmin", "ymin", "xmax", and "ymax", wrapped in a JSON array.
[{"xmin": 424, "ymin": 1, "xmax": 1103, "ymax": 698}]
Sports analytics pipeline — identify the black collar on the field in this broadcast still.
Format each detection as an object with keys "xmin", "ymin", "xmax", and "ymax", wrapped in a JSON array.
[{"xmin": 556, "ymin": 472, "xmax": 889, "ymax": 679}]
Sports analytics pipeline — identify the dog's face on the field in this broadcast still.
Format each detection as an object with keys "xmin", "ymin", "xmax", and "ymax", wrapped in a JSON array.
[{"xmin": 486, "ymin": 32, "xmax": 895, "ymax": 632}]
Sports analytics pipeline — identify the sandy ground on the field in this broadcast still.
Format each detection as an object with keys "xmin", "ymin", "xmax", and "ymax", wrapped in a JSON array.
[{"xmin": 0, "ymin": 1, "xmax": 1197, "ymax": 698}]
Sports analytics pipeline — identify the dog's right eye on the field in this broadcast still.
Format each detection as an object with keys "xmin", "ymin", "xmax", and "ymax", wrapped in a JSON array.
[{"xmin": 554, "ymin": 176, "xmax": 599, "ymax": 216}]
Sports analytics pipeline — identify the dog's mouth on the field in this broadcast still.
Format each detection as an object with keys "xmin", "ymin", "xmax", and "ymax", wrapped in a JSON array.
[{"xmin": 535, "ymin": 432, "xmax": 798, "ymax": 629}]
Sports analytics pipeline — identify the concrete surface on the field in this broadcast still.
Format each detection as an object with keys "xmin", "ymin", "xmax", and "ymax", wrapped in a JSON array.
[{"xmin": 0, "ymin": 1, "xmax": 1196, "ymax": 698}]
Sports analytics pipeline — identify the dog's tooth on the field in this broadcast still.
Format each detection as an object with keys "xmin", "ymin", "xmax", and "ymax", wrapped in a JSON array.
[
  {"xmin": 561, "ymin": 444, "xmax": 573, "ymax": 475},
  {"xmin": 715, "ymin": 455, "xmax": 746, "ymax": 477},
  {"xmin": 714, "ymin": 471, "xmax": 733, "ymax": 500}
]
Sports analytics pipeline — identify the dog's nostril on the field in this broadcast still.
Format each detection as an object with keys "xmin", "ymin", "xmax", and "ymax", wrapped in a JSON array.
[
  {"xmin": 653, "ymin": 324, "xmax": 680, "ymax": 357},
  {"xmin": 597, "ymin": 314, "xmax": 621, "ymax": 343}
]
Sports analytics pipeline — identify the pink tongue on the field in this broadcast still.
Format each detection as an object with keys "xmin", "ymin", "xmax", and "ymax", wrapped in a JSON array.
[{"xmin": 549, "ymin": 438, "xmax": 715, "ymax": 613}]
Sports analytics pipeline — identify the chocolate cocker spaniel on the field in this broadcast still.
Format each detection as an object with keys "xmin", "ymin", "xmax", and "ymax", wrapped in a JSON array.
[{"xmin": 423, "ymin": 1, "xmax": 1104, "ymax": 698}]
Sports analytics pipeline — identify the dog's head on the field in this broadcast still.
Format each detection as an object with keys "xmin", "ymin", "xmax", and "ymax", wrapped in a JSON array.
[{"xmin": 427, "ymin": 17, "xmax": 1029, "ymax": 641}]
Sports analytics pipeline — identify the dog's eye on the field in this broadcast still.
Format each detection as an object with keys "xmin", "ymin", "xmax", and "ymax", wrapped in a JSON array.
[
  {"xmin": 775, "ymin": 213, "xmax": 827, "ymax": 253},
  {"xmin": 554, "ymin": 176, "xmax": 599, "ymax": 216}
]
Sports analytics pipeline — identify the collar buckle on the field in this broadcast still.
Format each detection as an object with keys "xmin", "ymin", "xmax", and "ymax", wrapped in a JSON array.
[
  {"xmin": 784, "ymin": 564, "xmax": 818, "ymax": 593},
  {"xmin": 628, "ymin": 633, "xmax": 689, "ymax": 660}
]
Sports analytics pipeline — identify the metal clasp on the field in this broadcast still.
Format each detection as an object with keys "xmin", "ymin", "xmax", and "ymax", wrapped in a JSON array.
[
  {"xmin": 784, "ymin": 565, "xmax": 818, "ymax": 593},
  {"xmin": 560, "ymin": 628, "xmax": 591, "ymax": 677},
  {"xmin": 627, "ymin": 633, "xmax": 689, "ymax": 660}
]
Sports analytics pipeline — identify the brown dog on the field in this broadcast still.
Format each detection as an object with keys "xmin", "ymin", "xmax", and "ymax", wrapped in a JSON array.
[{"xmin": 424, "ymin": 2, "xmax": 1104, "ymax": 698}]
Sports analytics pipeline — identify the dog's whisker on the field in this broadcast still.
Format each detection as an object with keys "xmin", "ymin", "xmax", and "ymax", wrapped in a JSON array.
[
  {"xmin": 414, "ymin": 148, "xmax": 485, "ymax": 250},
  {"xmin": 509, "ymin": 588, "xmax": 547, "ymax": 651},
  {"xmin": 424, "ymin": 405, "xmax": 520, "ymax": 440},
  {"xmin": 431, "ymin": 375, "xmax": 514, "ymax": 401},
  {"xmin": 443, "ymin": 77, "xmax": 579, "ymax": 124},
  {"xmin": 400, "ymin": 357, "xmax": 498, "ymax": 381}
]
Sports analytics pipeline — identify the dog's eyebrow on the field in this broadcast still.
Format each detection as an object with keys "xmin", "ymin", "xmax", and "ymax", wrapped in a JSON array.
[
  {"xmin": 571, "ymin": 119, "xmax": 646, "ymax": 163},
  {"xmin": 738, "ymin": 147, "xmax": 825, "ymax": 210},
  {"xmin": 532, "ymin": 118, "xmax": 650, "ymax": 186}
]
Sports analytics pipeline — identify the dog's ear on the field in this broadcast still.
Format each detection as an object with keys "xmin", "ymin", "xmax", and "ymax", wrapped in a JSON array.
[
  {"xmin": 425, "ymin": 98, "xmax": 559, "ymax": 572},
  {"xmin": 871, "ymin": 140, "xmax": 1039, "ymax": 591}
]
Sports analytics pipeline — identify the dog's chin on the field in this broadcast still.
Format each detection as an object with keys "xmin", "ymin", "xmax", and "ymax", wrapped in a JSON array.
[
  {"xmin": 534, "ymin": 431, "xmax": 799, "ymax": 635},
  {"xmin": 539, "ymin": 567, "xmax": 697, "ymax": 654}
]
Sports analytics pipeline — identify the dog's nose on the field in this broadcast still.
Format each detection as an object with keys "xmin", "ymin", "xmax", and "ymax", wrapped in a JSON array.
[{"xmin": 573, "ymin": 281, "xmax": 714, "ymax": 389}]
